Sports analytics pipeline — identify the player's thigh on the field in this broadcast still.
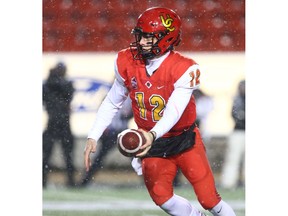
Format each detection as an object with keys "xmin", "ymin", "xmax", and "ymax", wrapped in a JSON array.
[
  {"xmin": 178, "ymin": 145, "xmax": 211, "ymax": 182},
  {"xmin": 142, "ymin": 157, "xmax": 177, "ymax": 205},
  {"xmin": 178, "ymin": 145, "xmax": 220, "ymax": 209}
]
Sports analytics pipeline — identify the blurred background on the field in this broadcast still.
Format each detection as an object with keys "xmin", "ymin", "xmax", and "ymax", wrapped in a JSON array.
[
  {"xmin": 43, "ymin": 0, "xmax": 244, "ymax": 52},
  {"xmin": 42, "ymin": 0, "xmax": 245, "ymax": 189}
]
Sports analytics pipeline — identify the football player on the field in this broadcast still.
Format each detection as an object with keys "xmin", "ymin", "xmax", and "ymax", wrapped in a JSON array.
[{"xmin": 84, "ymin": 7, "xmax": 236, "ymax": 216}]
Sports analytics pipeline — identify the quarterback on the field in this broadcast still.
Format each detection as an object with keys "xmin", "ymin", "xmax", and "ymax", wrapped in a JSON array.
[{"xmin": 84, "ymin": 7, "xmax": 236, "ymax": 216}]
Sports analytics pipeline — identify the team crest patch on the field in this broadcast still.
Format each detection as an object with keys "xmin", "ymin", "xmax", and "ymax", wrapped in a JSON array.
[{"xmin": 131, "ymin": 77, "xmax": 138, "ymax": 89}]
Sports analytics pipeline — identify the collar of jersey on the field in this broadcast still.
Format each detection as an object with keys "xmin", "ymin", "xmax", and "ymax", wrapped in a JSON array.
[{"xmin": 146, "ymin": 51, "xmax": 170, "ymax": 76}]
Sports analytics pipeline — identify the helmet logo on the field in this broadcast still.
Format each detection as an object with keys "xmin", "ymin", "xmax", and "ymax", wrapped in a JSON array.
[{"xmin": 160, "ymin": 14, "xmax": 175, "ymax": 32}]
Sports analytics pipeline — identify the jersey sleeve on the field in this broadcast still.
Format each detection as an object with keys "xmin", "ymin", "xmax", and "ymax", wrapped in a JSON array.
[
  {"xmin": 150, "ymin": 64, "xmax": 200, "ymax": 139},
  {"xmin": 150, "ymin": 87, "xmax": 193, "ymax": 139},
  {"xmin": 87, "ymin": 58, "xmax": 129, "ymax": 142},
  {"xmin": 174, "ymin": 64, "xmax": 201, "ymax": 90}
]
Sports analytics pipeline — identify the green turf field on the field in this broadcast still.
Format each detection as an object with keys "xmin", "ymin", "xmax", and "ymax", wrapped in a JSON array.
[{"xmin": 43, "ymin": 186, "xmax": 245, "ymax": 216}]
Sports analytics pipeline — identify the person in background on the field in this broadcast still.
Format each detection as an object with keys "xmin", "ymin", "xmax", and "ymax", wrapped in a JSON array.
[
  {"xmin": 42, "ymin": 62, "xmax": 75, "ymax": 188},
  {"xmin": 221, "ymin": 79, "xmax": 245, "ymax": 189},
  {"xmin": 79, "ymin": 97, "xmax": 133, "ymax": 187},
  {"xmin": 193, "ymin": 89, "xmax": 214, "ymax": 139},
  {"xmin": 83, "ymin": 7, "xmax": 236, "ymax": 216}
]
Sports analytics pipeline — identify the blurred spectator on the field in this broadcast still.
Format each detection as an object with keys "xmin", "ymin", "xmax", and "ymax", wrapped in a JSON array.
[
  {"xmin": 194, "ymin": 89, "xmax": 214, "ymax": 140},
  {"xmin": 79, "ymin": 97, "xmax": 133, "ymax": 187},
  {"xmin": 220, "ymin": 79, "xmax": 245, "ymax": 189},
  {"xmin": 42, "ymin": 62, "xmax": 75, "ymax": 188}
]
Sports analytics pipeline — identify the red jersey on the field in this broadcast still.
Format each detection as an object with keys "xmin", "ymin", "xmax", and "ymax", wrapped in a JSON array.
[{"xmin": 117, "ymin": 48, "xmax": 198, "ymax": 138}]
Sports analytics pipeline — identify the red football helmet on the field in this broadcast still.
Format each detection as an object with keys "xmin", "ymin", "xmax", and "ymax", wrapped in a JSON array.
[{"xmin": 130, "ymin": 7, "xmax": 182, "ymax": 61}]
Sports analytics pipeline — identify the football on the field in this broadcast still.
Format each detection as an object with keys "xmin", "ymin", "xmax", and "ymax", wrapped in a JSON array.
[{"xmin": 117, "ymin": 129, "xmax": 146, "ymax": 157}]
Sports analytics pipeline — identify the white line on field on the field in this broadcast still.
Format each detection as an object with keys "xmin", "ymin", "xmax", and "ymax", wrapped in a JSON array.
[{"xmin": 43, "ymin": 200, "xmax": 245, "ymax": 211}]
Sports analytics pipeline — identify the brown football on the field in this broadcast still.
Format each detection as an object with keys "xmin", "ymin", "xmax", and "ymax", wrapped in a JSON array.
[{"xmin": 117, "ymin": 129, "xmax": 146, "ymax": 157}]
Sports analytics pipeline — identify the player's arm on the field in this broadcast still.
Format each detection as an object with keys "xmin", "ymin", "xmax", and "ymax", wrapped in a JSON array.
[
  {"xmin": 151, "ymin": 64, "xmax": 200, "ymax": 138},
  {"xmin": 85, "ymin": 79, "xmax": 128, "ymax": 170},
  {"xmin": 85, "ymin": 58, "xmax": 129, "ymax": 171},
  {"xmin": 87, "ymin": 54, "xmax": 128, "ymax": 141},
  {"xmin": 87, "ymin": 79, "xmax": 128, "ymax": 140},
  {"xmin": 137, "ymin": 65, "xmax": 200, "ymax": 157}
]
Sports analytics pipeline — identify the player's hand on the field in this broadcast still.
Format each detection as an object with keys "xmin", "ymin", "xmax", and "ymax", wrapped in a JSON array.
[
  {"xmin": 136, "ymin": 129, "xmax": 154, "ymax": 157},
  {"xmin": 84, "ymin": 138, "xmax": 97, "ymax": 172}
]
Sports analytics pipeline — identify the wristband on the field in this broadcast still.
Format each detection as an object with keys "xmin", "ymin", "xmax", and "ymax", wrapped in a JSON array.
[{"xmin": 150, "ymin": 131, "xmax": 156, "ymax": 142}]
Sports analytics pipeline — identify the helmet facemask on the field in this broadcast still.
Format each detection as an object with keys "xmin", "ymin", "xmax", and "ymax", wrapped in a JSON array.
[{"xmin": 130, "ymin": 28, "xmax": 168, "ymax": 61}]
